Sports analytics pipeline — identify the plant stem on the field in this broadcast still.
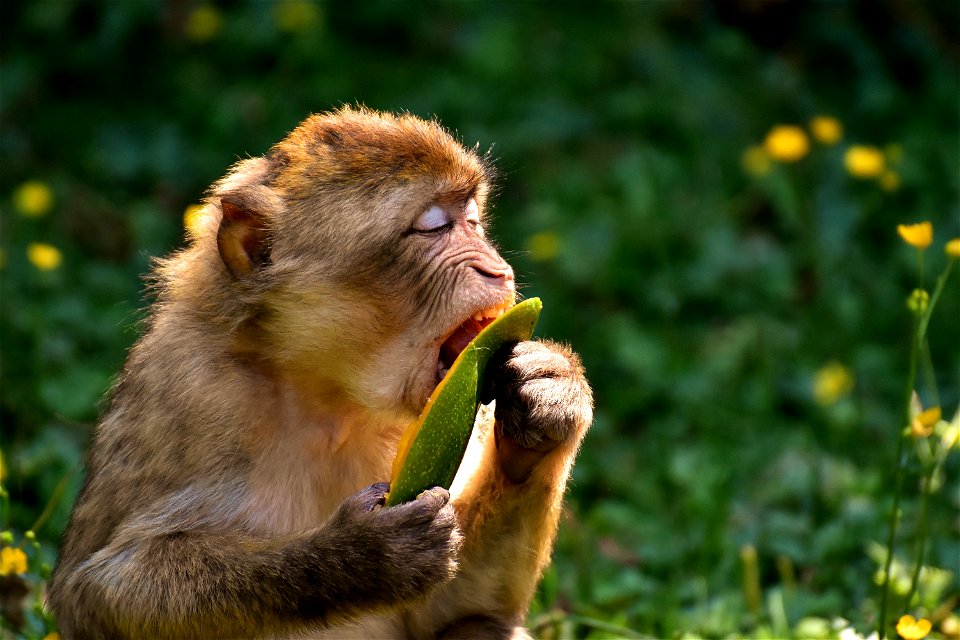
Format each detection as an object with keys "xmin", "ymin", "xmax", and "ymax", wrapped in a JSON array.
[
  {"xmin": 741, "ymin": 544, "xmax": 762, "ymax": 616},
  {"xmin": 877, "ymin": 316, "xmax": 920, "ymax": 640},
  {"xmin": 905, "ymin": 474, "xmax": 931, "ymax": 606},
  {"xmin": 878, "ymin": 258, "xmax": 953, "ymax": 638},
  {"xmin": 918, "ymin": 249, "xmax": 924, "ymax": 291},
  {"xmin": 531, "ymin": 611, "xmax": 646, "ymax": 639},
  {"xmin": 0, "ymin": 486, "xmax": 8, "ymax": 531},
  {"xmin": 28, "ymin": 464, "xmax": 80, "ymax": 535},
  {"xmin": 918, "ymin": 260, "xmax": 955, "ymax": 343},
  {"xmin": 564, "ymin": 614, "xmax": 646, "ymax": 639}
]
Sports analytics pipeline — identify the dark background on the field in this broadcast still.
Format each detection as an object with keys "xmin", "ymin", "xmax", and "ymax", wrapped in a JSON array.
[{"xmin": 1, "ymin": 1, "xmax": 958, "ymax": 637}]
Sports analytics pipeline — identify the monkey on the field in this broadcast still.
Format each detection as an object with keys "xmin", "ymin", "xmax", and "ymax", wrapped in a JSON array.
[{"xmin": 48, "ymin": 107, "xmax": 593, "ymax": 639}]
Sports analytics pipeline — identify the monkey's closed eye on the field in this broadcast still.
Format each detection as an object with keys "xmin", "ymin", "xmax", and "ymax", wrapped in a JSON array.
[{"xmin": 412, "ymin": 205, "xmax": 453, "ymax": 234}]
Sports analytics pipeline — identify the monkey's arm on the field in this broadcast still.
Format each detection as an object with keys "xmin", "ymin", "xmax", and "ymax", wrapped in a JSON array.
[
  {"xmin": 53, "ymin": 484, "xmax": 458, "ymax": 639},
  {"xmin": 412, "ymin": 340, "xmax": 592, "ymax": 636}
]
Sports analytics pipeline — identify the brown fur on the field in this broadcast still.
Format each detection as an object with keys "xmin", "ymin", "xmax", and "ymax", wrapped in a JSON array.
[{"xmin": 48, "ymin": 107, "xmax": 593, "ymax": 639}]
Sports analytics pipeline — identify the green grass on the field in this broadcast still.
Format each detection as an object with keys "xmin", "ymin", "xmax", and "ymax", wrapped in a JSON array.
[{"xmin": 1, "ymin": 2, "xmax": 958, "ymax": 638}]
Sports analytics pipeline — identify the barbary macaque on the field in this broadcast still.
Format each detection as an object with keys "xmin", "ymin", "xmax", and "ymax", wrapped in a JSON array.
[{"xmin": 49, "ymin": 107, "xmax": 593, "ymax": 639}]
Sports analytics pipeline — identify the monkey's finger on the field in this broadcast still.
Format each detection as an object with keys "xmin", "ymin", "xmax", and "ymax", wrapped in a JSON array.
[
  {"xmin": 505, "ymin": 340, "xmax": 577, "ymax": 380},
  {"xmin": 349, "ymin": 482, "xmax": 391, "ymax": 512},
  {"xmin": 415, "ymin": 486, "xmax": 451, "ymax": 510},
  {"xmin": 380, "ymin": 486, "xmax": 450, "ymax": 529}
]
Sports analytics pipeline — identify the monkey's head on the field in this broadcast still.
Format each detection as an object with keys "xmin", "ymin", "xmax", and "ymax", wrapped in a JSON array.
[{"xmin": 173, "ymin": 108, "xmax": 515, "ymax": 419}]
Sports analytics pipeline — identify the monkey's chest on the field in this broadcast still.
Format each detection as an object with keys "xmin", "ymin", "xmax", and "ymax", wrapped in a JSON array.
[{"xmin": 244, "ymin": 419, "xmax": 401, "ymax": 531}]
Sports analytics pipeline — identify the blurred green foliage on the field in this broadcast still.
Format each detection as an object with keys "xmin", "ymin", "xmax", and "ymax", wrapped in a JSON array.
[{"xmin": 1, "ymin": 1, "xmax": 958, "ymax": 638}]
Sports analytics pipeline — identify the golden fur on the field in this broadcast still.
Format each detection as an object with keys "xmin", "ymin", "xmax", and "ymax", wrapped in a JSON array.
[{"xmin": 49, "ymin": 108, "xmax": 592, "ymax": 639}]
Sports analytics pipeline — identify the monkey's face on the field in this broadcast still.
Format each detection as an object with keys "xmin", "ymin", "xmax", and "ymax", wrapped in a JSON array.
[
  {"xmin": 212, "ymin": 111, "xmax": 515, "ymax": 420},
  {"xmin": 261, "ymin": 188, "xmax": 514, "ymax": 420}
]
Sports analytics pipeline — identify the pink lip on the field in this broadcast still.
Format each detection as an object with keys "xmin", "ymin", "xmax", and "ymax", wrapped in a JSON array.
[{"xmin": 432, "ymin": 296, "xmax": 515, "ymax": 384}]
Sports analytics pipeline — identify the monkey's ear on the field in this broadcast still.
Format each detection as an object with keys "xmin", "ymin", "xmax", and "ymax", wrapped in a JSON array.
[{"xmin": 217, "ymin": 197, "xmax": 270, "ymax": 278}]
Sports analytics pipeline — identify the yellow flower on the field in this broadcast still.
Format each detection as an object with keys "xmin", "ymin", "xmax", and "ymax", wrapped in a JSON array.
[
  {"xmin": 942, "ymin": 417, "xmax": 959, "ymax": 450},
  {"xmin": 946, "ymin": 237, "xmax": 960, "ymax": 259},
  {"xmin": 763, "ymin": 125, "xmax": 809, "ymax": 163},
  {"xmin": 275, "ymin": 0, "xmax": 321, "ymax": 32},
  {"xmin": 880, "ymin": 170, "xmax": 900, "ymax": 192},
  {"xmin": 27, "ymin": 242, "xmax": 62, "ymax": 271},
  {"xmin": 910, "ymin": 406, "xmax": 941, "ymax": 438},
  {"xmin": 183, "ymin": 204, "xmax": 206, "ymax": 238},
  {"xmin": 813, "ymin": 361, "xmax": 854, "ymax": 406},
  {"xmin": 897, "ymin": 222, "xmax": 933, "ymax": 250},
  {"xmin": 13, "ymin": 180, "xmax": 54, "ymax": 217},
  {"xmin": 844, "ymin": 145, "xmax": 886, "ymax": 178},
  {"xmin": 185, "ymin": 5, "xmax": 222, "ymax": 42},
  {"xmin": 0, "ymin": 546, "xmax": 27, "ymax": 575},
  {"xmin": 809, "ymin": 116, "xmax": 843, "ymax": 145},
  {"xmin": 741, "ymin": 145, "xmax": 771, "ymax": 177},
  {"xmin": 942, "ymin": 614, "xmax": 960, "ymax": 638},
  {"xmin": 526, "ymin": 231, "xmax": 560, "ymax": 262},
  {"xmin": 42, "ymin": 633, "xmax": 61, "ymax": 640},
  {"xmin": 896, "ymin": 614, "xmax": 931, "ymax": 640}
]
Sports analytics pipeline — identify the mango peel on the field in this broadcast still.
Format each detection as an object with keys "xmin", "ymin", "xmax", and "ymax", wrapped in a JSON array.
[{"xmin": 385, "ymin": 297, "xmax": 542, "ymax": 506}]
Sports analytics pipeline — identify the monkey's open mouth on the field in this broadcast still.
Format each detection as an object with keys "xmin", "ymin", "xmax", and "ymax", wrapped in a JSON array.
[{"xmin": 437, "ymin": 301, "xmax": 512, "ymax": 381}]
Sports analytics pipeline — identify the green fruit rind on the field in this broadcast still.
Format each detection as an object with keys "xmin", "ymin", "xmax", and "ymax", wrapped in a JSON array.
[{"xmin": 385, "ymin": 297, "xmax": 542, "ymax": 506}]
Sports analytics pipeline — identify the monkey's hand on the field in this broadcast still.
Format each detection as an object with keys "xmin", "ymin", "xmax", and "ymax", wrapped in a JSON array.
[
  {"xmin": 485, "ymin": 340, "xmax": 593, "ymax": 483},
  {"xmin": 50, "ymin": 483, "xmax": 459, "ymax": 636},
  {"xmin": 318, "ymin": 483, "xmax": 460, "ymax": 612}
]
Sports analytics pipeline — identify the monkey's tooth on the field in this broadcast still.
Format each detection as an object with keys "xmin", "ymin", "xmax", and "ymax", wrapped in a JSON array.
[{"xmin": 478, "ymin": 304, "xmax": 506, "ymax": 321}]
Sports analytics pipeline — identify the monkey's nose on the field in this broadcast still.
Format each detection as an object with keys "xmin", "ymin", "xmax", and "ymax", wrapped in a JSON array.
[{"xmin": 474, "ymin": 263, "xmax": 514, "ymax": 282}]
